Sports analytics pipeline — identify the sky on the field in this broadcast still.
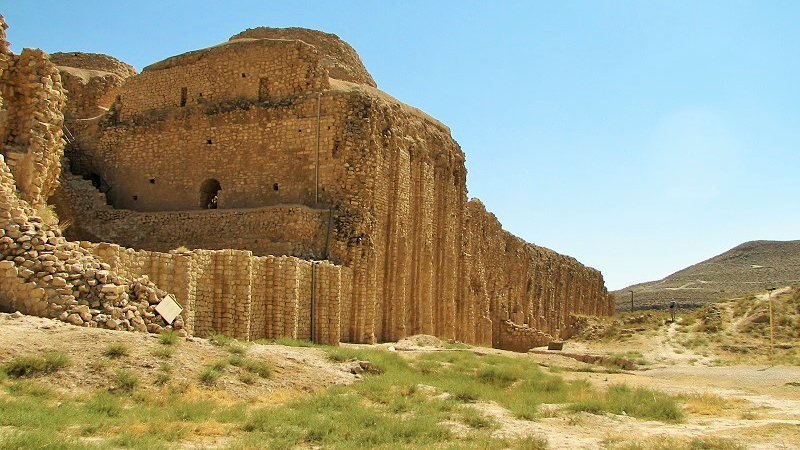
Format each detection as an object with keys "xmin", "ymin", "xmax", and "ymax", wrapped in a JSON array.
[{"xmin": 3, "ymin": 1, "xmax": 799, "ymax": 290}]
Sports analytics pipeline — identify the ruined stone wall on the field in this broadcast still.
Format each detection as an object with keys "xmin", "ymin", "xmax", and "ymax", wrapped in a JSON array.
[
  {"xmin": 54, "ymin": 168, "xmax": 331, "ymax": 258},
  {"xmin": 63, "ymin": 75, "xmax": 613, "ymax": 349},
  {"xmin": 51, "ymin": 52, "xmax": 136, "ymax": 120},
  {"xmin": 67, "ymin": 95, "xmax": 343, "ymax": 212},
  {"xmin": 319, "ymin": 87, "xmax": 612, "ymax": 349},
  {"xmin": 0, "ymin": 14, "xmax": 180, "ymax": 336},
  {"xmin": 90, "ymin": 243, "xmax": 348, "ymax": 345},
  {"xmin": 463, "ymin": 200, "xmax": 613, "ymax": 348},
  {"xmin": 49, "ymin": 52, "xmax": 136, "ymax": 79},
  {"xmin": 50, "ymin": 25, "xmax": 614, "ymax": 350},
  {"xmin": 119, "ymin": 39, "xmax": 329, "ymax": 120},
  {"xmin": 230, "ymin": 28, "xmax": 377, "ymax": 88},
  {"xmin": 0, "ymin": 38, "xmax": 66, "ymax": 208}
]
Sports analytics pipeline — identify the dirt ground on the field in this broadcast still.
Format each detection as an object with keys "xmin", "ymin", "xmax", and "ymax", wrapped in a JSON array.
[{"xmin": 0, "ymin": 312, "xmax": 798, "ymax": 449}]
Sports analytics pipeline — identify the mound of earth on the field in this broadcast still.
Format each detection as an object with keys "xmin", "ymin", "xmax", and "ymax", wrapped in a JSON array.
[{"xmin": 614, "ymin": 240, "xmax": 800, "ymax": 311}]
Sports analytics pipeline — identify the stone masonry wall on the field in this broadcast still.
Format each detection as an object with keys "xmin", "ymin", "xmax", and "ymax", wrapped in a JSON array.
[
  {"xmin": 50, "ymin": 53, "xmax": 136, "ymax": 120},
  {"xmin": 54, "ymin": 166, "xmax": 331, "ymax": 258},
  {"xmin": 0, "ymin": 43, "xmax": 66, "ymax": 209},
  {"xmin": 50, "ymin": 25, "xmax": 614, "ymax": 351},
  {"xmin": 119, "ymin": 39, "xmax": 329, "ymax": 120},
  {"xmin": 326, "ymin": 88, "xmax": 613, "ymax": 350},
  {"xmin": 230, "ymin": 27, "xmax": 377, "ymax": 88},
  {"xmin": 66, "ymin": 95, "xmax": 340, "ymax": 212},
  {"xmin": 90, "ymin": 243, "xmax": 348, "ymax": 345},
  {"xmin": 0, "ymin": 14, "xmax": 182, "ymax": 336}
]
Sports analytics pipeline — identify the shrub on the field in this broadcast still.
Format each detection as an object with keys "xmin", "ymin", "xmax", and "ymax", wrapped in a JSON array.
[
  {"xmin": 477, "ymin": 366, "xmax": 519, "ymax": 387},
  {"xmin": 86, "ymin": 390, "xmax": 122, "ymax": 417},
  {"xmin": 239, "ymin": 372, "xmax": 257, "ymax": 385},
  {"xmin": 155, "ymin": 372, "xmax": 171, "ymax": 386},
  {"xmin": 199, "ymin": 367, "xmax": 222, "ymax": 385},
  {"xmin": 569, "ymin": 384, "xmax": 684, "ymax": 423},
  {"xmin": 460, "ymin": 406, "xmax": 498, "ymax": 429},
  {"xmin": 227, "ymin": 343, "xmax": 248, "ymax": 355},
  {"xmin": 514, "ymin": 435, "xmax": 550, "ymax": 450}
]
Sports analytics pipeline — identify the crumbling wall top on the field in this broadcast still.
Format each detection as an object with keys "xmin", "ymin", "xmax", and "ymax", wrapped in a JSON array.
[
  {"xmin": 50, "ymin": 52, "xmax": 137, "ymax": 79},
  {"xmin": 230, "ymin": 27, "xmax": 376, "ymax": 88}
]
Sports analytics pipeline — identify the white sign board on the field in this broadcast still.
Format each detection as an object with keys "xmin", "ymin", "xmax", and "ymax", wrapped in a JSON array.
[{"xmin": 155, "ymin": 294, "xmax": 183, "ymax": 325}]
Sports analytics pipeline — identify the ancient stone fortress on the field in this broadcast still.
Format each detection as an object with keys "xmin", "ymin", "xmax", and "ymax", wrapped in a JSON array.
[{"xmin": 0, "ymin": 15, "xmax": 614, "ymax": 351}]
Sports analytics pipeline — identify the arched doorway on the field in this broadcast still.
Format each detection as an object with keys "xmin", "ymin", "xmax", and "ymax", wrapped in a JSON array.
[{"xmin": 200, "ymin": 179, "xmax": 221, "ymax": 209}]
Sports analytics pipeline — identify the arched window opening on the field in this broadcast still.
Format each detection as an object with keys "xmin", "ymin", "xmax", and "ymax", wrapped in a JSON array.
[{"xmin": 200, "ymin": 179, "xmax": 222, "ymax": 210}]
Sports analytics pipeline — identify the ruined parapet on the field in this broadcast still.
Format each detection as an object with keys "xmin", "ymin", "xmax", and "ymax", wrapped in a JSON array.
[
  {"xmin": 230, "ymin": 27, "xmax": 376, "ymax": 88},
  {"xmin": 498, "ymin": 320, "xmax": 553, "ymax": 352},
  {"xmin": 0, "ymin": 46, "xmax": 66, "ymax": 208},
  {"xmin": 118, "ymin": 38, "xmax": 330, "ymax": 120},
  {"xmin": 50, "ymin": 52, "xmax": 136, "ymax": 79},
  {"xmin": 51, "ymin": 53, "xmax": 136, "ymax": 120}
]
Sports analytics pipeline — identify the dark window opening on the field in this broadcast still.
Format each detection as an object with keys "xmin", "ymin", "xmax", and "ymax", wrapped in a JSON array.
[
  {"xmin": 241, "ymin": 73, "xmax": 246, "ymax": 78},
  {"xmin": 180, "ymin": 87, "xmax": 187, "ymax": 107},
  {"xmin": 200, "ymin": 179, "xmax": 222, "ymax": 209},
  {"xmin": 206, "ymin": 138, "xmax": 213, "ymax": 145},
  {"xmin": 273, "ymin": 183, "xmax": 279, "ymax": 191},
  {"xmin": 132, "ymin": 195, "xmax": 138, "ymax": 201},
  {"xmin": 89, "ymin": 173, "xmax": 101, "ymax": 188},
  {"xmin": 298, "ymin": 129, "xmax": 302, "ymax": 133},
  {"xmin": 149, "ymin": 178, "xmax": 156, "ymax": 184},
  {"xmin": 258, "ymin": 77, "xmax": 269, "ymax": 101}
]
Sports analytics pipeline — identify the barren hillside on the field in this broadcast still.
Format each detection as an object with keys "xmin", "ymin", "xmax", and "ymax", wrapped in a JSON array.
[{"xmin": 614, "ymin": 240, "xmax": 800, "ymax": 311}]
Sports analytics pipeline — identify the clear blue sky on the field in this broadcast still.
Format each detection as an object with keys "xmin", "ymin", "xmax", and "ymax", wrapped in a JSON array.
[{"xmin": 4, "ymin": 1, "xmax": 799, "ymax": 290}]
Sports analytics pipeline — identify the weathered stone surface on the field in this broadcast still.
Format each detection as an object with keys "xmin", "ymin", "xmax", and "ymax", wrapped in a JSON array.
[{"xmin": 0, "ymin": 15, "xmax": 613, "ymax": 350}]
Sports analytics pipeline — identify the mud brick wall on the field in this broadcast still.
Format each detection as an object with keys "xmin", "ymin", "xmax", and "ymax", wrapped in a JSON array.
[{"xmin": 118, "ymin": 39, "xmax": 329, "ymax": 120}]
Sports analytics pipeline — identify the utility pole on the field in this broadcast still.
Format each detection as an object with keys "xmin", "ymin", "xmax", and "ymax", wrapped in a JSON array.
[
  {"xmin": 767, "ymin": 287, "xmax": 776, "ymax": 358},
  {"xmin": 629, "ymin": 290, "xmax": 634, "ymax": 312}
]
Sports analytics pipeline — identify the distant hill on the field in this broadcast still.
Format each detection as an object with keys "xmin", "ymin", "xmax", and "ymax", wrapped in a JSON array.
[{"xmin": 614, "ymin": 240, "xmax": 800, "ymax": 311}]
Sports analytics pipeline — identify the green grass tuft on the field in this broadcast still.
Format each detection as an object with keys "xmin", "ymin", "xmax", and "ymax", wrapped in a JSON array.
[
  {"xmin": 113, "ymin": 369, "xmax": 139, "ymax": 392},
  {"xmin": 199, "ymin": 367, "xmax": 223, "ymax": 385},
  {"xmin": 103, "ymin": 343, "xmax": 129, "ymax": 359},
  {"xmin": 158, "ymin": 331, "xmax": 178, "ymax": 345},
  {"xmin": 570, "ymin": 384, "xmax": 685, "ymax": 423},
  {"xmin": 2, "ymin": 351, "xmax": 70, "ymax": 378}
]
